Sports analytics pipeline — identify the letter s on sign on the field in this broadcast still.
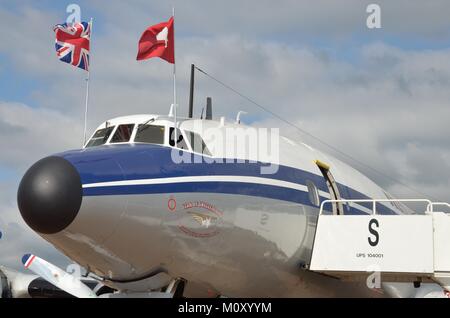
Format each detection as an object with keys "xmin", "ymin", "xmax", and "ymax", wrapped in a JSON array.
[{"xmin": 368, "ymin": 218, "xmax": 379, "ymax": 246}]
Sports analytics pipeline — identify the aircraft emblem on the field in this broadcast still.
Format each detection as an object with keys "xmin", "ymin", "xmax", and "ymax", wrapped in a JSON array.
[{"xmin": 187, "ymin": 211, "xmax": 217, "ymax": 229}]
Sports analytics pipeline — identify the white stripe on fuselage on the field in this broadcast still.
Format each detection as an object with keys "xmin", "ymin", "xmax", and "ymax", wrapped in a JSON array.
[{"xmin": 83, "ymin": 175, "xmax": 308, "ymax": 192}]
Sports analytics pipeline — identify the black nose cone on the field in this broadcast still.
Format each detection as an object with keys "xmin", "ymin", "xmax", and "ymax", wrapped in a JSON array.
[{"xmin": 17, "ymin": 156, "xmax": 82, "ymax": 234}]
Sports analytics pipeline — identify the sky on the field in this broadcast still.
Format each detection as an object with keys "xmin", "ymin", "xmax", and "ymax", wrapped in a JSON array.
[{"xmin": 0, "ymin": 0, "xmax": 450, "ymax": 270}]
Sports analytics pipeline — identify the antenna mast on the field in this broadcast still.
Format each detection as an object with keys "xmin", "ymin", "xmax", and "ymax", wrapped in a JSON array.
[{"xmin": 188, "ymin": 64, "xmax": 195, "ymax": 118}]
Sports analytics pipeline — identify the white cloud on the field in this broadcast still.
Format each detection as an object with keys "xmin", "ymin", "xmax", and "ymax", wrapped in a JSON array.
[
  {"xmin": 90, "ymin": 0, "xmax": 450, "ymax": 40},
  {"xmin": 0, "ymin": 6, "xmax": 60, "ymax": 76},
  {"xmin": 0, "ymin": 102, "xmax": 83, "ymax": 172}
]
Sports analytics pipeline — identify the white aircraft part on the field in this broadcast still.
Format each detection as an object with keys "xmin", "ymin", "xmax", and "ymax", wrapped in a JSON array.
[
  {"xmin": 22, "ymin": 254, "xmax": 97, "ymax": 298},
  {"xmin": 310, "ymin": 206, "xmax": 450, "ymax": 292}
]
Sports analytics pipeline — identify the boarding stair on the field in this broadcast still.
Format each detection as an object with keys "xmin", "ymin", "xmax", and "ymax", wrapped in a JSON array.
[{"xmin": 308, "ymin": 199, "xmax": 450, "ymax": 291}]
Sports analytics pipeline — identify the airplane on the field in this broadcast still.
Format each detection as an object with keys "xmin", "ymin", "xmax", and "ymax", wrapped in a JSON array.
[{"xmin": 13, "ymin": 102, "xmax": 450, "ymax": 298}]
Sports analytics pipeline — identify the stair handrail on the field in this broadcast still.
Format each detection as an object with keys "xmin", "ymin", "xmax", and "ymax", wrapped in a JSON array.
[
  {"xmin": 319, "ymin": 199, "xmax": 434, "ymax": 215},
  {"xmin": 427, "ymin": 202, "xmax": 450, "ymax": 213}
]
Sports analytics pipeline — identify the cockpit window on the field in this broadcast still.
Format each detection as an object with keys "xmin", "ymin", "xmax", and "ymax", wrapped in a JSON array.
[
  {"xmin": 186, "ymin": 131, "xmax": 211, "ymax": 156},
  {"xmin": 169, "ymin": 127, "xmax": 189, "ymax": 150},
  {"xmin": 85, "ymin": 126, "xmax": 115, "ymax": 148},
  {"xmin": 111, "ymin": 124, "xmax": 134, "ymax": 143},
  {"xmin": 135, "ymin": 125, "xmax": 165, "ymax": 145}
]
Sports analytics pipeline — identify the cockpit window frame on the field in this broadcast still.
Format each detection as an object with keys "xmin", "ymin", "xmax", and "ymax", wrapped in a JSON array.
[
  {"xmin": 133, "ymin": 124, "xmax": 166, "ymax": 146},
  {"xmin": 85, "ymin": 120, "xmax": 214, "ymax": 156},
  {"xmin": 85, "ymin": 126, "xmax": 116, "ymax": 148},
  {"xmin": 110, "ymin": 124, "xmax": 135, "ymax": 144}
]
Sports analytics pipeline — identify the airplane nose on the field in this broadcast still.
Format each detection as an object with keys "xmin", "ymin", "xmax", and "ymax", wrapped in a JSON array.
[{"xmin": 17, "ymin": 156, "xmax": 82, "ymax": 234}]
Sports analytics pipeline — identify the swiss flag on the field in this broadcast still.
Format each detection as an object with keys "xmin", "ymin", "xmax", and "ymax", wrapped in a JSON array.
[{"xmin": 137, "ymin": 17, "xmax": 175, "ymax": 64}]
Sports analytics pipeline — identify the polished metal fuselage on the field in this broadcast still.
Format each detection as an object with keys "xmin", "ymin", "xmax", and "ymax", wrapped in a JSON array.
[
  {"xmin": 37, "ymin": 117, "xmax": 395, "ymax": 297},
  {"xmin": 45, "ymin": 192, "xmax": 377, "ymax": 297}
]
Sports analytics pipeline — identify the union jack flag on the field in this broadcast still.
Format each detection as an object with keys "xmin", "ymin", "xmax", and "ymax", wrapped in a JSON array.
[{"xmin": 53, "ymin": 22, "xmax": 90, "ymax": 71}]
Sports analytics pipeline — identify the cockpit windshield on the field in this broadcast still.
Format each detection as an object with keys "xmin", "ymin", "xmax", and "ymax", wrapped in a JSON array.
[
  {"xmin": 111, "ymin": 124, "xmax": 134, "ymax": 143},
  {"xmin": 85, "ymin": 126, "xmax": 115, "ymax": 148},
  {"xmin": 135, "ymin": 125, "xmax": 165, "ymax": 145},
  {"xmin": 84, "ymin": 120, "xmax": 212, "ymax": 155}
]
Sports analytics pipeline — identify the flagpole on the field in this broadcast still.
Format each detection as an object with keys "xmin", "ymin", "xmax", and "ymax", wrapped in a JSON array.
[
  {"xmin": 83, "ymin": 71, "xmax": 90, "ymax": 146},
  {"xmin": 83, "ymin": 18, "xmax": 93, "ymax": 147},
  {"xmin": 172, "ymin": 7, "xmax": 178, "ymax": 145}
]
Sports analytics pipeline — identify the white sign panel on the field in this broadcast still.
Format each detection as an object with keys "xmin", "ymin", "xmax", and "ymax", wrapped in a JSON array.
[
  {"xmin": 433, "ymin": 213, "xmax": 450, "ymax": 272},
  {"xmin": 310, "ymin": 215, "xmax": 434, "ymax": 274}
]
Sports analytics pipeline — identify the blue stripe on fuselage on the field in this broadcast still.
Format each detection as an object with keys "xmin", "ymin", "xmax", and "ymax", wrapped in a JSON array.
[
  {"xmin": 83, "ymin": 182, "xmax": 371, "ymax": 215},
  {"xmin": 59, "ymin": 144, "xmax": 397, "ymax": 215}
]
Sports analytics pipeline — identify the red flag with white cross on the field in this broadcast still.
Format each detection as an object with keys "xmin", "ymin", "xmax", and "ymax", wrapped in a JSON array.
[{"xmin": 136, "ymin": 17, "xmax": 175, "ymax": 64}]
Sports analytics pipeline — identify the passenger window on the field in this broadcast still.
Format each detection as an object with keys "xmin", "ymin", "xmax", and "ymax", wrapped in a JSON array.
[
  {"xmin": 86, "ymin": 126, "xmax": 115, "ymax": 148},
  {"xmin": 111, "ymin": 124, "xmax": 134, "ymax": 143},
  {"xmin": 306, "ymin": 180, "xmax": 320, "ymax": 207},
  {"xmin": 135, "ymin": 125, "xmax": 165, "ymax": 145},
  {"xmin": 186, "ymin": 131, "xmax": 211, "ymax": 156},
  {"xmin": 169, "ymin": 128, "xmax": 189, "ymax": 150}
]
